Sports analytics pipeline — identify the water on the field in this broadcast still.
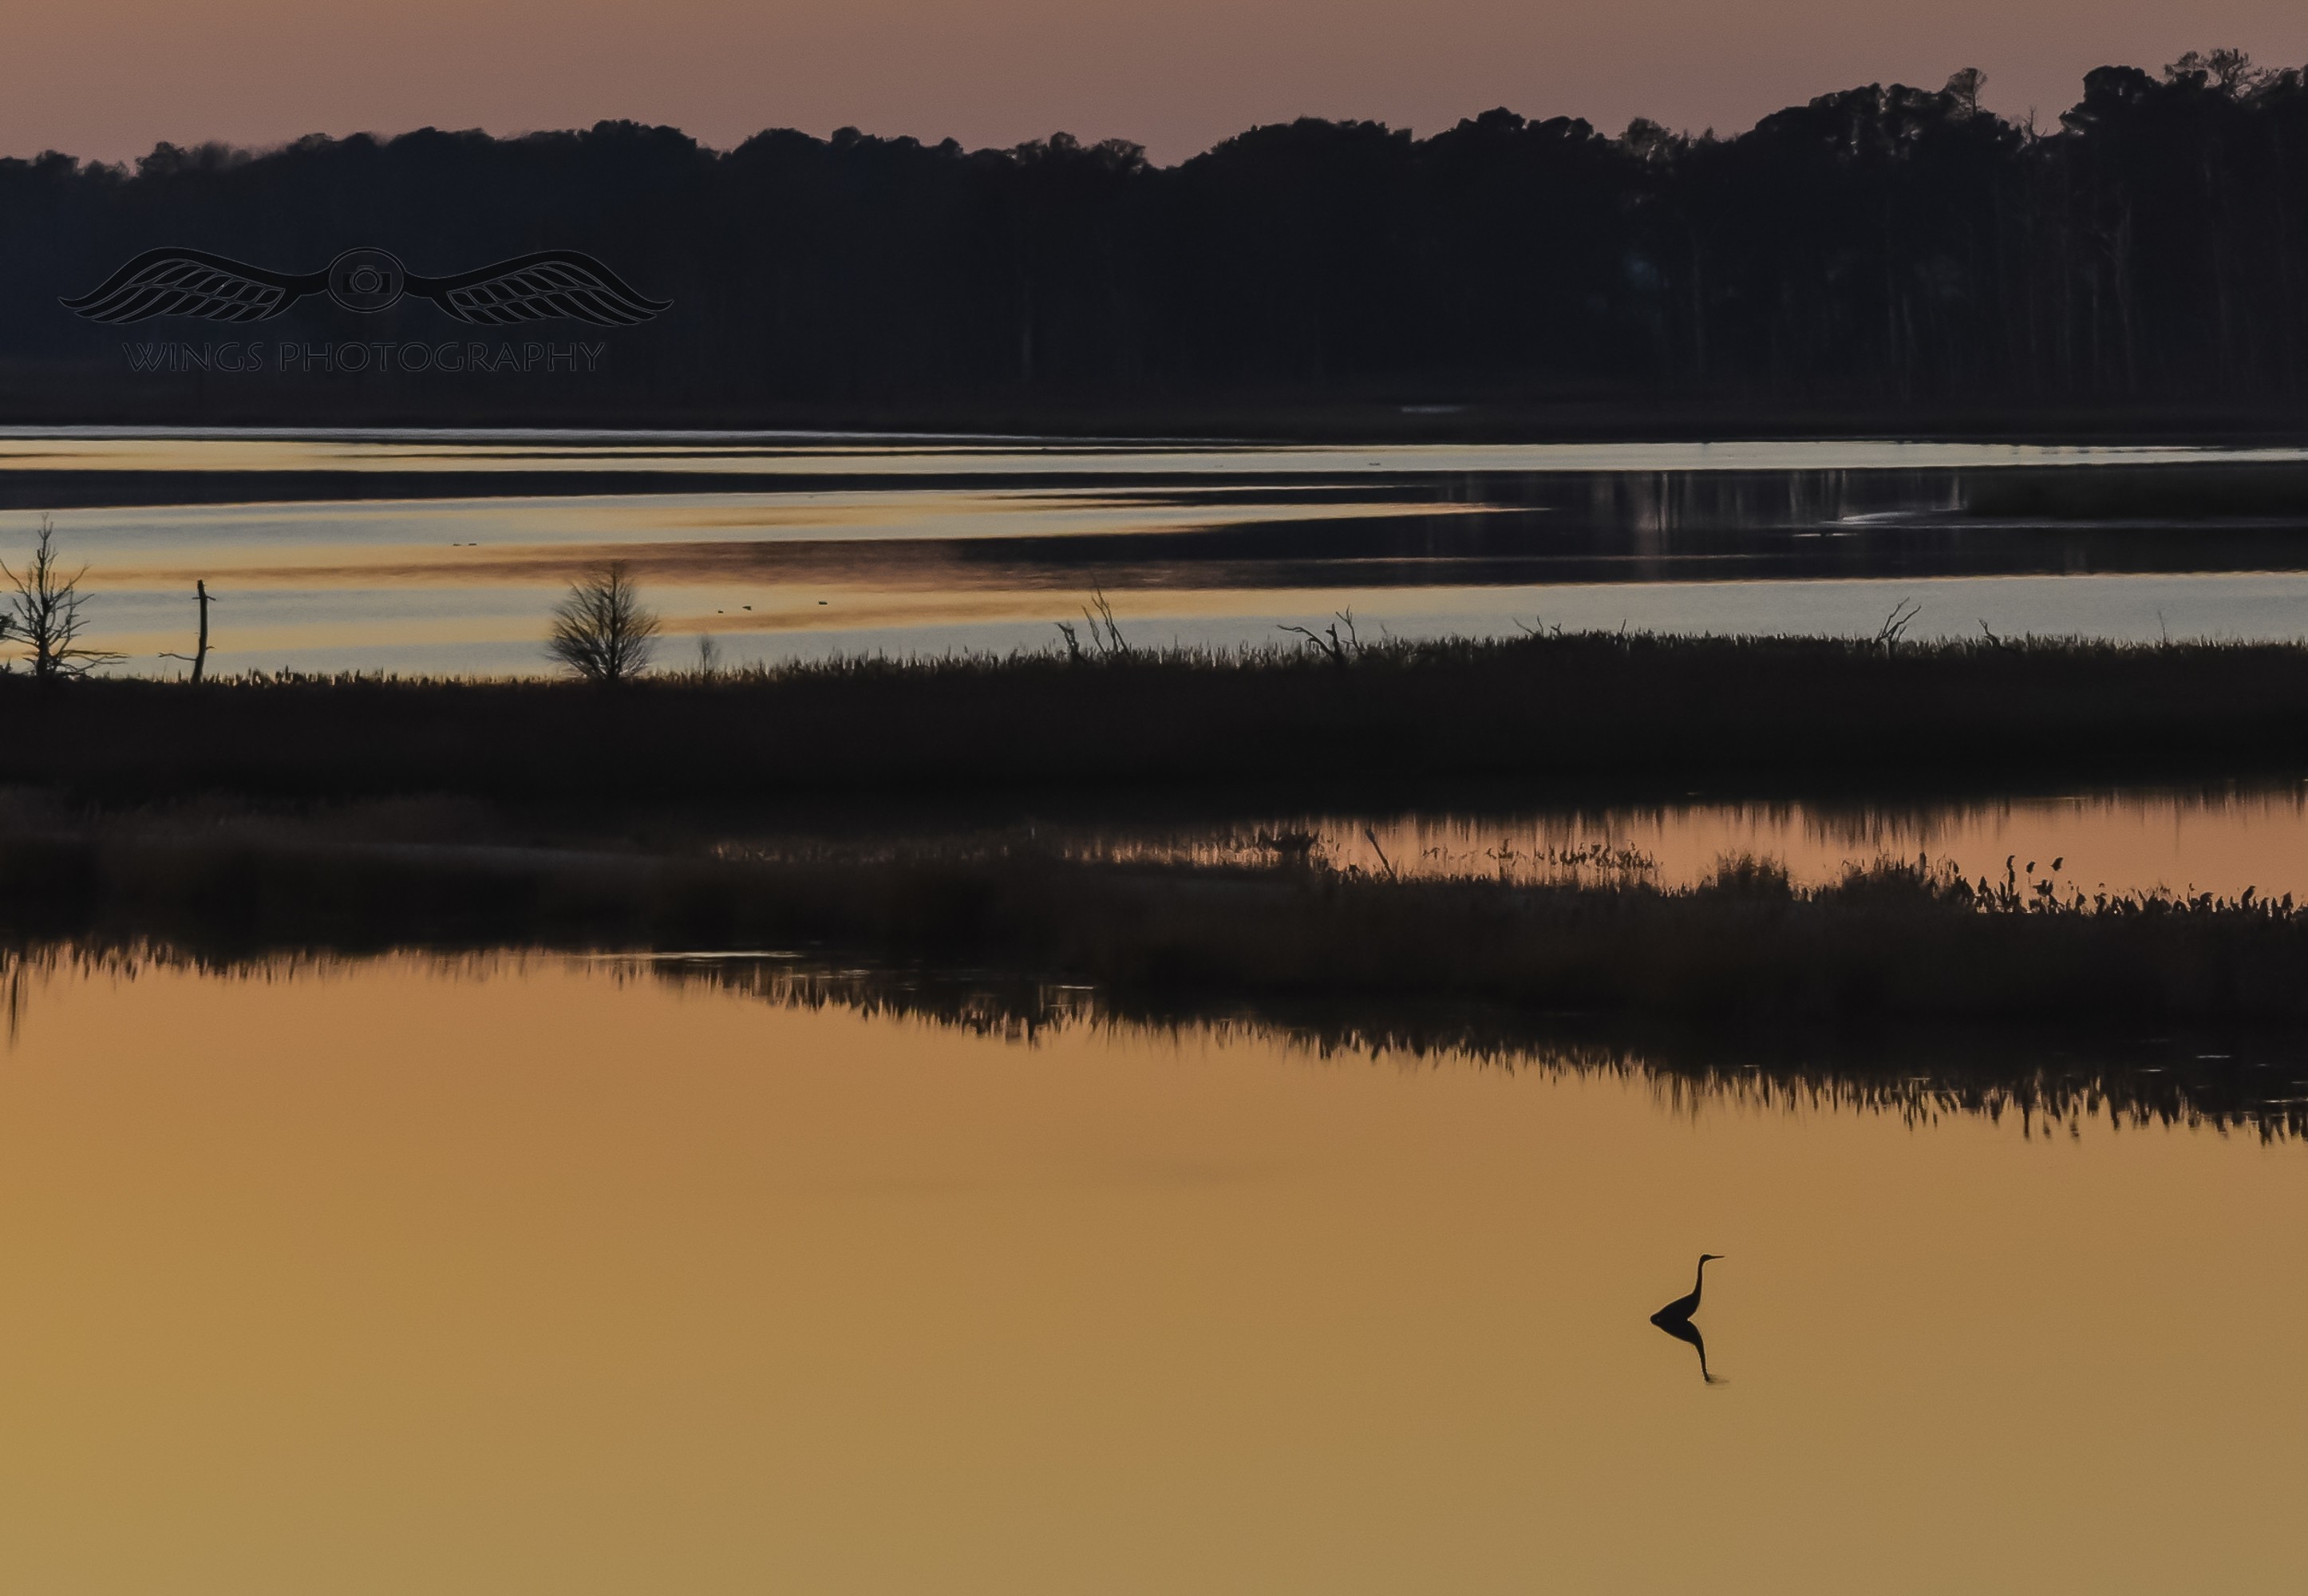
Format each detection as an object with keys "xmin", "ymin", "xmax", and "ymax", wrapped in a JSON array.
[
  {"xmin": 694, "ymin": 779, "xmax": 2308, "ymax": 905},
  {"xmin": 6, "ymin": 429, "xmax": 2308, "ymax": 675},
  {"xmin": 2, "ymin": 950, "xmax": 2302, "ymax": 1593},
  {"xmin": 1069, "ymin": 780, "xmax": 2308, "ymax": 900}
]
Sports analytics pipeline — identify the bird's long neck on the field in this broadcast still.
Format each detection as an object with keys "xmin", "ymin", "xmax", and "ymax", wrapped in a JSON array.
[{"xmin": 1690, "ymin": 1257, "xmax": 1710, "ymax": 1306}]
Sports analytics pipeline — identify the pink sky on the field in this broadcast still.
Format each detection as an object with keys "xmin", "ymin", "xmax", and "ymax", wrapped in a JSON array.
[{"xmin": 9, "ymin": 0, "xmax": 2305, "ymax": 166}]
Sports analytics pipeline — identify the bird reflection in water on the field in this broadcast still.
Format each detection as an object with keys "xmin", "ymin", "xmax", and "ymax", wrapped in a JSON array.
[{"xmin": 1649, "ymin": 1253, "xmax": 1725, "ymax": 1385}]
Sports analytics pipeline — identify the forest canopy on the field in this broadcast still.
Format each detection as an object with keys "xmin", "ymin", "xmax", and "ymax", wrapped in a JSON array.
[{"xmin": 4, "ymin": 50, "xmax": 2305, "ymax": 419}]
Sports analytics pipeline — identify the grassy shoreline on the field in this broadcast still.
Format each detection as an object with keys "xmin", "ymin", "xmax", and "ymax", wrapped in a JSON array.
[
  {"xmin": 3, "ymin": 820, "xmax": 2303, "ymax": 1026},
  {"xmin": 7, "ymin": 630, "xmax": 2301, "ymax": 1041},
  {"xmin": 10, "ymin": 630, "xmax": 2308, "ymax": 806}
]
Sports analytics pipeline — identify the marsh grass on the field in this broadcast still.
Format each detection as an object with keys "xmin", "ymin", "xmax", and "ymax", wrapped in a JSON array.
[
  {"xmin": 0, "ymin": 816, "xmax": 2302, "ymax": 1028},
  {"xmin": 3, "ymin": 626, "xmax": 2302, "ymax": 1042},
  {"xmin": 9, "ymin": 629, "xmax": 2308, "ymax": 804}
]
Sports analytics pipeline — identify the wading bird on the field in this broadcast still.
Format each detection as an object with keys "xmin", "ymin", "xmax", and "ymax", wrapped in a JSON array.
[
  {"xmin": 1650, "ymin": 1254, "xmax": 1725, "ymax": 1384},
  {"xmin": 1650, "ymin": 1253, "xmax": 1723, "ymax": 1328}
]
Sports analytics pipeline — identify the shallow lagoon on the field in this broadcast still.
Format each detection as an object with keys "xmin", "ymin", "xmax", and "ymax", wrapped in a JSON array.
[
  {"xmin": 2, "ymin": 950, "xmax": 2302, "ymax": 1594},
  {"xmin": 6, "ymin": 430, "xmax": 2308, "ymax": 675}
]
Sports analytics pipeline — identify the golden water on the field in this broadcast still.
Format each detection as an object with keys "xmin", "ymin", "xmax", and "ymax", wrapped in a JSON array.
[
  {"xmin": 0, "ymin": 953, "xmax": 2301, "ymax": 1591},
  {"xmin": 1247, "ymin": 782, "xmax": 2308, "ymax": 899}
]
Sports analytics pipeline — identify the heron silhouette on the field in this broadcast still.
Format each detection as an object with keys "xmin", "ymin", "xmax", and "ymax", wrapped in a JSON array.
[{"xmin": 1649, "ymin": 1254, "xmax": 1725, "ymax": 1384}]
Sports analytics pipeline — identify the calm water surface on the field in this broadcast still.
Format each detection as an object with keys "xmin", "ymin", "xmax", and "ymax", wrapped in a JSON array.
[
  {"xmin": 2, "ymin": 952, "xmax": 2302, "ymax": 1593},
  {"xmin": 716, "ymin": 780, "xmax": 2308, "ymax": 902},
  {"xmin": 6, "ymin": 429, "xmax": 2308, "ymax": 674},
  {"xmin": 1091, "ymin": 780, "xmax": 2308, "ymax": 899}
]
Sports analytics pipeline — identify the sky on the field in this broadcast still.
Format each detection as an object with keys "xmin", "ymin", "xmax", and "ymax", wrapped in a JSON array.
[{"xmin": 6, "ymin": 0, "xmax": 2306, "ymax": 167}]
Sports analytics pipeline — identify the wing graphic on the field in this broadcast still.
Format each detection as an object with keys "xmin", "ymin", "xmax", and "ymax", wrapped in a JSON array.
[
  {"xmin": 408, "ymin": 251, "xmax": 670, "ymax": 326},
  {"xmin": 61, "ymin": 249, "xmax": 321, "ymax": 323}
]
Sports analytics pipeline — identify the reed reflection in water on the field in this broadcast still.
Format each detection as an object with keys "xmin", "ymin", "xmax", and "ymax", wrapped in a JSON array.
[
  {"xmin": 0, "ymin": 947, "xmax": 2302, "ymax": 1593},
  {"xmin": 1065, "ymin": 780, "xmax": 2308, "ymax": 903}
]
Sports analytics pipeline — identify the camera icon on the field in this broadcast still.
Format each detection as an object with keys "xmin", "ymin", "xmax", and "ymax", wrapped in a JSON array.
[{"xmin": 326, "ymin": 247, "xmax": 406, "ymax": 313}]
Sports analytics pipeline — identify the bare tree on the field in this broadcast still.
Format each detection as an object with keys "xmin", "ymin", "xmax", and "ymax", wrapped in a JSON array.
[
  {"xmin": 1280, "ymin": 607, "xmax": 1362, "ymax": 666},
  {"xmin": 547, "ymin": 562, "xmax": 660, "ymax": 684},
  {"xmin": 1874, "ymin": 598, "xmax": 1922, "ymax": 654},
  {"xmin": 5, "ymin": 516, "xmax": 121, "ymax": 679},
  {"xmin": 1056, "ymin": 587, "xmax": 1133, "ymax": 662},
  {"xmin": 157, "ymin": 578, "xmax": 216, "ymax": 681}
]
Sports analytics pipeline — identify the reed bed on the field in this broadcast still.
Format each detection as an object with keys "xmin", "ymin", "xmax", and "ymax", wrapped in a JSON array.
[
  {"xmin": 4, "ymin": 629, "xmax": 2307, "ymax": 804},
  {"xmin": 1, "ymin": 821, "xmax": 2302, "ymax": 1026}
]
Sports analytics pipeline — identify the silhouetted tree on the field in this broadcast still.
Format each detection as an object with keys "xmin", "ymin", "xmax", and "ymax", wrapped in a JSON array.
[
  {"xmin": 548, "ymin": 563, "xmax": 659, "ymax": 684},
  {"xmin": 4, "ymin": 517, "xmax": 121, "ymax": 678}
]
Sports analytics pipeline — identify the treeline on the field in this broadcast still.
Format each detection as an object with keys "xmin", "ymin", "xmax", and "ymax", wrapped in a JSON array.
[{"xmin": 4, "ymin": 49, "xmax": 2306, "ymax": 417}]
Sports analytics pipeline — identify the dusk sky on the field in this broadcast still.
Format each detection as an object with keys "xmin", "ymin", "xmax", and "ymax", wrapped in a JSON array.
[{"xmin": 8, "ymin": 0, "xmax": 2306, "ymax": 167}]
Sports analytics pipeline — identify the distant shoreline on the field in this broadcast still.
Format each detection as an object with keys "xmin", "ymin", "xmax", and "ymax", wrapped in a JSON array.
[{"xmin": 6, "ymin": 385, "xmax": 2308, "ymax": 445}]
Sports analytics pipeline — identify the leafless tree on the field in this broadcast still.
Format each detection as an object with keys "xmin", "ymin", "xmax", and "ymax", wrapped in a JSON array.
[
  {"xmin": 157, "ymin": 578, "xmax": 216, "ymax": 681},
  {"xmin": 547, "ymin": 562, "xmax": 661, "ymax": 684},
  {"xmin": 1080, "ymin": 587, "xmax": 1132, "ymax": 657},
  {"xmin": 1057, "ymin": 587, "xmax": 1132, "ymax": 662},
  {"xmin": 1874, "ymin": 598, "xmax": 1923, "ymax": 654},
  {"xmin": 1280, "ymin": 607, "xmax": 1362, "ymax": 666},
  {"xmin": 5, "ymin": 516, "xmax": 121, "ymax": 679}
]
